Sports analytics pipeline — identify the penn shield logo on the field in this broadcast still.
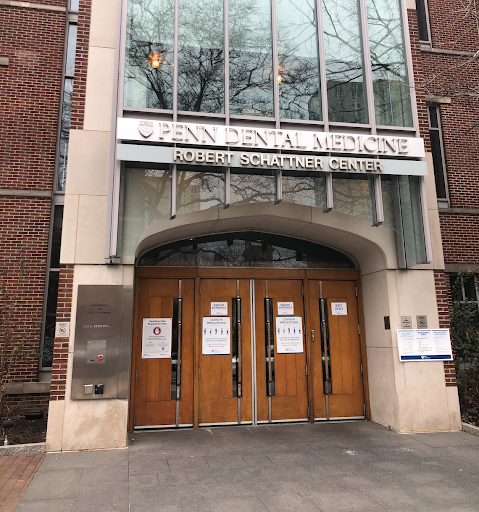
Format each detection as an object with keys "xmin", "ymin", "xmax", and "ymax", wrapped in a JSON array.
[{"xmin": 138, "ymin": 120, "xmax": 154, "ymax": 138}]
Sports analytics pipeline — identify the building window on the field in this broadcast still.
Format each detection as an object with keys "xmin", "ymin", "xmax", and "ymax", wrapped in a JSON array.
[
  {"xmin": 428, "ymin": 106, "xmax": 448, "ymax": 206},
  {"xmin": 41, "ymin": 205, "xmax": 64, "ymax": 370},
  {"xmin": 123, "ymin": 0, "xmax": 413, "ymax": 128},
  {"xmin": 450, "ymin": 274, "xmax": 479, "ymax": 305},
  {"xmin": 415, "ymin": 0, "xmax": 431, "ymax": 44},
  {"xmin": 57, "ymin": 22, "xmax": 77, "ymax": 192}
]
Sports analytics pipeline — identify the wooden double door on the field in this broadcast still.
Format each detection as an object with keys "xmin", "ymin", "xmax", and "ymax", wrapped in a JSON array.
[{"xmin": 130, "ymin": 270, "xmax": 367, "ymax": 429}]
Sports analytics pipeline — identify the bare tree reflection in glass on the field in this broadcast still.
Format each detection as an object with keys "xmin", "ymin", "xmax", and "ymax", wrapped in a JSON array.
[
  {"xmin": 367, "ymin": 0, "xmax": 413, "ymax": 126},
  {"xmin": 176, "ymin": 170, "xmax": 224, "ymax": 214},
  {"xmin": 120, "ymin": 168, "xmax": 170, "ymax": 256},
  {"xmin": 276, "ymin": 0, "xmax": 322, "ymax": 120},
  {"xmin": 177, "ymin": 0, "xmax": 224, "ymax": 113},
  {"xmin": 229, "ymin": 0, "xmax": 274, "ymax": 117},
  {"xmin": 332, "ymin": 174, "xmax": 373, "ymax": 222},
  {"xmin": 322, "ymin": 0, "xmax": 368, "ymax": 123},
  {"xmin": 282, "ymin": 174, "xmax": 325, "ymax": 209},
  {"xmin": 124, "ymin": 0, "xmax": 175, "ymax": 109},
  {"xmin": 230, "ymin": 171, "xmax": 275, "ymax": 204}
]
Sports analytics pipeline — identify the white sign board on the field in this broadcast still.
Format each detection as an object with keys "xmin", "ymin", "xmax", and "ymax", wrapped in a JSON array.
[
  {"xmin": 210, "ymin": 302, "xmax": 228, "ymax": 316},
  {"xmin": 202, "ymin": 317, "xmax": 231, "ymax": 355},
  {"xmin": 277, "ymin": 302, "xmax": 294, "ymax": 315},
  {"xmin": 142, "ymin": 318, "xmax": 172, "ymax": 359},
  {"xmin": 397, "ymin": 329, "xmax": 453, "ymax": 362},
  {"xmin": 117, "ymin": 119, "xmax": 425, "ymax": 158},
  {"xmin": 55, "ymin": 321, "xmax": 70, "ymax": 338},
  {"xmin": 276, "ymin": 316, "xmax": 304, "ymax": 354},
  {"xmin": 331, "ymin": 302, "xmax": 348, "ymax": 315}
]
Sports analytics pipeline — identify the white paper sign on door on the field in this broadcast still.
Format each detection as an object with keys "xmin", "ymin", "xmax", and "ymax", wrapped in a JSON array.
[
  {"xmin": 142, "ymin": 318, "xmax": 172, "ymax": 359},
  {"xmin": 202, "ymin": 317, "xmax": 231, "ymax": 355},
  {"xmin": 210, "ymin": 302, "xmax": 228, "ymax": 315},
  {"xmin": 277, "ymin": 302, "xmax": 294, "ymax": 315},
  {"xmin": 331, "ymin": 302, "xmax": 347, "ymax": 315},
  {"xmin": 276, "ymin": 316, "xmax": 303, "ymax": 353}
]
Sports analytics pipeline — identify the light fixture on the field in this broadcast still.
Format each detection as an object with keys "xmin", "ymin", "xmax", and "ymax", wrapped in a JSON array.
[{"xmin": 149, "ymin": 53, "xmax": 162, "ymax": 69}]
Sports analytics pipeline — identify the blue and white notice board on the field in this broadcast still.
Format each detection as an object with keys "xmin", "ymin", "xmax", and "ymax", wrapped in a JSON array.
[{"xmin": 397, "ymin": 329, "xmax": 453, "ymax": 362}]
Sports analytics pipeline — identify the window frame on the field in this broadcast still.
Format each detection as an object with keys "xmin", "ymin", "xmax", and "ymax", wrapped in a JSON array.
[
  {"xmin": 415, "ymin": 0, "xmax": 432, "ymax": 46},
  {"xmin": 427, "ymin": 105, "xmax": 449, "ymax": 208}
]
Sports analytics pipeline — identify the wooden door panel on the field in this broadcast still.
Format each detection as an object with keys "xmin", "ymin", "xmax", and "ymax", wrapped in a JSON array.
[
  {"xmin": 199, "ymin": 279, "xmax": 251, "ymax": 424},
  {"xmin": 133, "ymin": 278, "xmax": 194, "ymax": 427},
  {"xmin": 308, "ymin": 280, "xmax": 364, "ymax": 419},
  {"xmin": 255, "ymin": 280, "xmax": 308, "ymax": 422}
]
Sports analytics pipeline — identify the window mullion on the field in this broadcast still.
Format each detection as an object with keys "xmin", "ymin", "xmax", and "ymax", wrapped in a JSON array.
[
  {"xmin": 315, "ymin": 0, "xmax": 329, "ymax": 129},
  {"xmin": 358, "ymin": 0, "xmax": 376, "ymax": 131}
]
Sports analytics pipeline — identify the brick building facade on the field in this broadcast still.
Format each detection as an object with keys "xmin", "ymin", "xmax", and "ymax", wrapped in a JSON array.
[
  {"xmin": 2, "ymin": 0, "xmax": 475, "ymax": 445},
  {"xmin": 0, "ymin": 0, "xmax": 70, "ymax": 417}
]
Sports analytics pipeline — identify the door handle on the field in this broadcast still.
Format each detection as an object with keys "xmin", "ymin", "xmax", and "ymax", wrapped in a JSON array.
[{"xmin": 311, "ymin": 329, "xmax": 315, "ymax": 342}]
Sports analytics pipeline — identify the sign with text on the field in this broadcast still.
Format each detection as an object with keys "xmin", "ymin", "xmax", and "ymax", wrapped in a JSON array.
[
  {"xmin": 397, "ymin": 329, "xmax": 453, "ymax": 362},
  {"xmin": 210, "ymin": 302, "xmax": 228, "ymax": 316},
  {"xmin": 277, "ymin": 302, "xmax": 294, "ymax": 315},
  {"xmin": 118, "ymin": 119, "xmax": 425, "ymax": 158},
  {"xmin": 276, "ymin": 316, "xmax": 304, "ymax": 353},
  {"xmin": 331, "ymin": 302, "xmax": 348, "ymax": 315},
  {"xmin": 202, "ymin": 317, "xmax": 231, "ymax": 355},
  {"xmin": 142, "ymin": 318, "xmax": 172, "ymax": 359}
]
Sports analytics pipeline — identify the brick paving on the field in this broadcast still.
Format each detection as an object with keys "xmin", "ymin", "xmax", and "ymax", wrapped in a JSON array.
[{"xmin": 0, "ymin": 454, "xmax": 44, "ymax": 512}]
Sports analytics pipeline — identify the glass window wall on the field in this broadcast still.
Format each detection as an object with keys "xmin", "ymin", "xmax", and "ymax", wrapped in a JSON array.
[
  {"xmin": 124, "ymin": 0, "xmax": 175, "ymax": 109},
  {"xmin": 176, "ymin": 169, "xmax": 224, "ymax": 215},
  {"xmin": 282, "ymin": 172, "xmax": 325, "ymax": 208},
  {"xmin": 276, "ymin": 0, "xmax": 321, "ymax": 120},
  {"xmin": 178, "ymin": 0, "xmax": 224, "ymax": 113},
  {"xmin": 123, "ymin": 0, "xmax": 413, "ymax": 128},
  {"xmin": 322, "ymin": 0, "xmax": 368, "ymax": 123},
  {"xmin": 366, "ymin": 0, "xmax": 413, "ymax": 127},
  {"xmin": 229, "ymin": 0, "xmax": 274, "ymax": 117}
]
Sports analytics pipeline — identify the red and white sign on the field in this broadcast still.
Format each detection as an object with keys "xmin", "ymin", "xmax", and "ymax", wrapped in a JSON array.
[{"xmin": 142, "ymin": 318, "xmax": 172, "ymax": 359}]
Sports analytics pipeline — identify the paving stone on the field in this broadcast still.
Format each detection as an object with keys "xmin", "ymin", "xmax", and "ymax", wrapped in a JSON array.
[{"xmin": 21, "ymin": 468, "xmax": 82, "ymax": 500}]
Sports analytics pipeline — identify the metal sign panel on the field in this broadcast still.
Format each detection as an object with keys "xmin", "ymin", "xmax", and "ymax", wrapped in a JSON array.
[
  {"xmin": 71, "ymin": 285, "xmax": 132, "ymax": 400},
  {"xmin": 117, "ymin": 119, "xmax": 425, "ymax": 158},
  {"xmin": 117, "ymin": 144, "xmax": 428, "ymax": 176}
]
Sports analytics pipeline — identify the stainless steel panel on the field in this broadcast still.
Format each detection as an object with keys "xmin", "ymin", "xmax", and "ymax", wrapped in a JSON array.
[{"xmin": 71, "ymin": 285, "xmax": 132, "ymax": 400}]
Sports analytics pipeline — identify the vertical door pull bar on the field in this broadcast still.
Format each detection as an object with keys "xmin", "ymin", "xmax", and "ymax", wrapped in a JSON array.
[
  {"xmin": 176, "ymin": 297, "xmax": 183, "ymax": 400},
  {"xmin": 237, "ymin": 297, "xmax": 242, "ymax": 398},
  {"xmin": 320, "ymin": 298, "xmax": 331, "ymax": 396},
  {"xmin": 265, "ymin": 297, "xmax": 273, "ymax": 397}
]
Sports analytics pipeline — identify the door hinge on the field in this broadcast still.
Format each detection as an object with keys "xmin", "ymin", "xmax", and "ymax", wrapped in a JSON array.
[
  {"xmin": 358, "ymin": 324, "xmax": 360, "ymax": 335},
  {"xmin": 135, "ymin": 369, "xmax": 138, "ymax": 381},
  {"xmin": 199, "ymin": 285, "xmax": 201, "ymax": 296},
  {"xmin": 198, "ymin": 367, "xmax": 200, "ymax": 379},
  {"xmin": 305, "ymin": 364, "xmax": 308, "ymax": 376},
  {"xmin": 363, "ymin": 404, "xmax": 366, "ymax": 416},
  {"xmin": 302, "ymin": 285, "xmax": 304, "ymax": 296},
  {"xmin": 355, "ymin": 286, "xmax": 358, "ymax": 297},
  {"xmin": 137, "ymin": 327, "xmax": 139, "ymax": 338},
  {"xmin": 138, "ymin": 285, "xmax": 141, "ymax": 296},
  {"xmin": 360, "ymin": 363, "xmax": 363, "ymax": 375},
  {"xmin": 133, "ymin": 413, "xmax": 136, "ymax": 426},
  {"xmin": 307, "ymin": 406, "xmax": 310, "ymax": 417}
]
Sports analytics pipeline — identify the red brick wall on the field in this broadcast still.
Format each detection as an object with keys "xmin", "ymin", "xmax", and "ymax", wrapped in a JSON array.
[
  {"xmin": 4, "ymin": 393, "xmax": 50, "ymax": 419},
  {"xmin": 0, "ymin": 5, "xmax": 66, "ymax": 191},
  {"xmin": 70, "ymin": 0, "xmax": 92, "ymax": 130},
  {"xmin": 434, "ymin": 271, "xmax": 457, "ymax": 387},
  {"xmin": 50, "ymin": 265, "xmax": 74, "ymax": 401},
  {"xmin": 426, "ymin": 0, "xmax": 479, "ymax": 53},
  {"xmin": 0, "ymin": 197, "xmax": 52, "ymax": 382}
]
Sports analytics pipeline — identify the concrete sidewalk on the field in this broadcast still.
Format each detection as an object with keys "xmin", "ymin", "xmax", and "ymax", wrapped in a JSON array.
[{"xmin": 14, "ymin": 421, "xmax": 479, "ymax": 512}]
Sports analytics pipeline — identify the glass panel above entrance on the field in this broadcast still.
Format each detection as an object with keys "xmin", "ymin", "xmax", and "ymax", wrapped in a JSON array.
[{"xmin": 137, "ymin": 232, "xmax": 356, "ymax": 268}]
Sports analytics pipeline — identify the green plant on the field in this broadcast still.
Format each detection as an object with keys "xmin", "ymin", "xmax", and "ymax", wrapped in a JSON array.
[{"xmin": 450, "ymin": 272, "xmax": 479, "ymax": 413}]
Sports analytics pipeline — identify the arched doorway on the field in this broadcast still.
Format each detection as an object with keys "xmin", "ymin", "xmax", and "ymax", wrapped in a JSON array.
[{"xmin": 130, "ymin": 232, "xmax": 368, "ymax": 430}]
